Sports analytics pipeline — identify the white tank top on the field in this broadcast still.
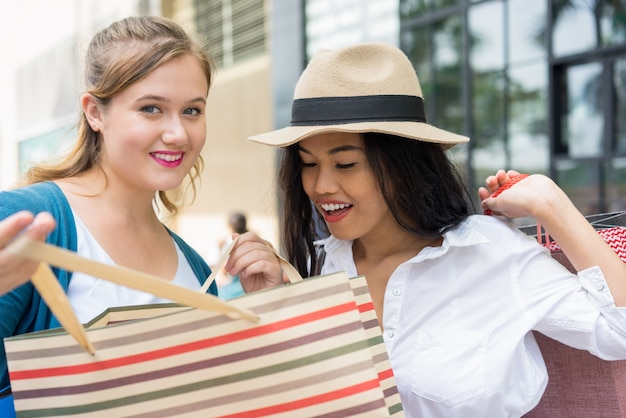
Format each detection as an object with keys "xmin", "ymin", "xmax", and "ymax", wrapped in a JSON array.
[{"xmin": 67, "ymin": 212, "xmax": 201, "ymax": 323}]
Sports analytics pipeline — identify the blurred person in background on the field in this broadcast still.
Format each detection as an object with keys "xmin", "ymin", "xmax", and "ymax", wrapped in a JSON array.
[{"xmin": 215, "ymin": 212, "xmax": 248, "ymax": 299}]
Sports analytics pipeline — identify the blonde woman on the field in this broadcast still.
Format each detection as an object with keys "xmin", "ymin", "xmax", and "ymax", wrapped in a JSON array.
[{"xmin": 0, "ymin": 16, "xmax": 283, "ymax": 412}]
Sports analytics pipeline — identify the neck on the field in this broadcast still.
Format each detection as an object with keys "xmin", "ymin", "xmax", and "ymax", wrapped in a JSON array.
[
  {"xmin": 352, "ymin": 228, "xmax": 442, "ymax": 264},
  {"xmin": 56, "ymin": 170, "xmax": 161, "ymax": 223}
]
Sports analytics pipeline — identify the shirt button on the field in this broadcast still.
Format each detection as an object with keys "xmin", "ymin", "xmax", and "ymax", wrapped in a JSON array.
[
  {"xmin": 386, "ymin": 330, "xmax": 395, "ymax": 339},
  {"xmin": 595, "ymin": 282, "xmax": 605, "ymax": 291},
  {"xmin": 392, "ymin": 288, "xmax": 402, "ymax": 296}
]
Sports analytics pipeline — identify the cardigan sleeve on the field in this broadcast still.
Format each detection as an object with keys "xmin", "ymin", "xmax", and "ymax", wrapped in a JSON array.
[{"xmin": 0, "ymin": 182, "xmax": 77, "ymax": 390}]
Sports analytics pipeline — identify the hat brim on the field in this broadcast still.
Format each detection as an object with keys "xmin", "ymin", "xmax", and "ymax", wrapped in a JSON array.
[{"xmin": 248, "ymin": 121, "xmax": 469, "ymax": 148}]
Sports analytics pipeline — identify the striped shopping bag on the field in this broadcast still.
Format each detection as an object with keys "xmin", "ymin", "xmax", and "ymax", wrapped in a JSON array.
[
  {"xmin": 519, "ymin": 211, "xmax": 626, "ymax": 272},
  {"xmin": 5, "ymin": 271, "xmax": 403, "ymax": 417}
]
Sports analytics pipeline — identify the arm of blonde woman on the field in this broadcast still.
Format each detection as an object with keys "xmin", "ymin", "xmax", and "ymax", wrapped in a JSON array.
[
  {"xmin": 224, "ymin": 231, "xmax": 285, "ymax": 293},
  {"xmin": 480, "ymin": 170, "xmax": 626, "ymax": 306},
  {"xmin": 0, "ymin": 211, "xmax": 56, "ymax": 295}
]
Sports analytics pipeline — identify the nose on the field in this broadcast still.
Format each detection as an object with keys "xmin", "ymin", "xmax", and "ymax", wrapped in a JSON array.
[
  {"xmin": 311, "ymin": 165, "xmax": 339, "ymax": 195},
  {"xmin": 161, "ymin": 115, "xmax": 188, "ymax": 145}
]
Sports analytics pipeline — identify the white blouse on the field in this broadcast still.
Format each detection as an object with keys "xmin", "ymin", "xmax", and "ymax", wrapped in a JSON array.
[
  {"xmin": 320, "ymin": 215, "xmax": 626, "ymax": 418},
  {"xmin": 67, "ymin": 213, "xmax": 201, "ymax": 323}
]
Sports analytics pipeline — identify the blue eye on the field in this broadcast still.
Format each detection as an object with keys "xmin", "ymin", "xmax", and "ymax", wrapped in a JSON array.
[
  {"xmin": 183, "ymin": 108, "xmax": 202, "ymax": 116},
  {"xmin": 141, "ymin": 105, "xmax": 160, "ymax": 114}
]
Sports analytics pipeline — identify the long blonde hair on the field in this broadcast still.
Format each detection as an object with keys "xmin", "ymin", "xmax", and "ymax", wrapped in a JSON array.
[{"xmin": 26, "ymin": 16, "xmax": 215, "ymax": 216}]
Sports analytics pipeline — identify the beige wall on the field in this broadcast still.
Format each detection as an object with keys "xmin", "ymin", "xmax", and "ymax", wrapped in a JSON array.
[{"xmin": 172, "ymin": 54, "xmax": 281, "ymax": 265}]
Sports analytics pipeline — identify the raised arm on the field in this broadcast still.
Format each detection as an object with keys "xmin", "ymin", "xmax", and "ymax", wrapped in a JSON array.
[
  {"xmin": 480, "ymin": 170, "xmax": 626, "ymax": 306},
  {"xmin": 0, "ymin": 211, "xmax": 56, "ymax": 295}
]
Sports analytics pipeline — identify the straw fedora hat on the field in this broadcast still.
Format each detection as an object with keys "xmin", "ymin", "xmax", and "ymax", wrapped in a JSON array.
[{"xmin": 248, "ymin": 42, "xmax": 469, "ymax": 148}]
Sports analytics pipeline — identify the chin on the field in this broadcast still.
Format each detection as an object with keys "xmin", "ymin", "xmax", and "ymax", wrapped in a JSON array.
[
  {"xmin": 155, "ymin": 175, "xmax": 187, "ymax": 191},
  {"xmin": 327, "ymin": 228, "xmax": 358, "ymax": 242}
]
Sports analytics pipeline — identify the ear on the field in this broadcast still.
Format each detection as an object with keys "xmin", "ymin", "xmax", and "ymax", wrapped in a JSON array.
[{"xmin": 81, "ymin": 93, "xmax": 103, "ymax": 132}]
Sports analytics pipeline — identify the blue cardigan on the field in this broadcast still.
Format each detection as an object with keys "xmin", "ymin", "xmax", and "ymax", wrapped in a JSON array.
[{"xmin": 0, "ymin": 182, "xmax": 216, "ymax": 394}]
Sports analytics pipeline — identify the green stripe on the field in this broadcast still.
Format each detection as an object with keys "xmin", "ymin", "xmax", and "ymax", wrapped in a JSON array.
[
  {"xmin": 389, "ymin": 402, "xmax": 404, "ymax": 415},
  {"xmin": 16, "ymin": 338, "xmax": 378, "ymax": 417}
]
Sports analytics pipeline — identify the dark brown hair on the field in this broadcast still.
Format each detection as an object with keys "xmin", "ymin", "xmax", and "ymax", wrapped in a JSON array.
[{"xmin": 278, "ymin": 132, "xmax": 476, "ymax": 277}]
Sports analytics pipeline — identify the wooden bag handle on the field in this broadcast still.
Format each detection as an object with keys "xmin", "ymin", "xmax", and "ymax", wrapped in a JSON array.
[
  {"xmin": 6, "ymin": 234, "xmax": 311, "ymax": 353},
  {"xmin": 6, "ymin": 235, "xmax": 260, "ymax": 323},
  {"xmin": 275, "ymin": 252, "xmax": 304, "ymax": 284}
]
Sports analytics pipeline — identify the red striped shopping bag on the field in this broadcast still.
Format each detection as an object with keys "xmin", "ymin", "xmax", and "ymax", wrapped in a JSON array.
[
  {"xmin": 5, "ymin": 270, "xmax": 402, "ymax": 417},
  {"xmin": 518, "ymin": 211, "xmax": 626, "ymax": 272}
]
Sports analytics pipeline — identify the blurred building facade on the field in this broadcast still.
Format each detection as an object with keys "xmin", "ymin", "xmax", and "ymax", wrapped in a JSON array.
[
  {"xmin": 271, "ymin": 0, "xmax": 626, "ymax": 215},
  {"xmin": 1, "ymin": 0, "xmax": 624, "ymax": 259}
]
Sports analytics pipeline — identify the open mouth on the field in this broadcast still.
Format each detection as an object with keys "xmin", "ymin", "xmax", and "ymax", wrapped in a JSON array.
[
  {"xmin": 320, "ymin": 202, "xmax": 353, "ymax": 216},
  {"xmin": 152, "ymin": 152, "xmax": 183, "ymax": 162}
]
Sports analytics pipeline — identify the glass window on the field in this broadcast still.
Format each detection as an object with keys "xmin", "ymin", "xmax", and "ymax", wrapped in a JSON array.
[
  {"xmin": 607, "ymin": 158, "xmax": 626, "ymax": 211},
  {"xmin": 306, "ymin": 0, "xmax": 399, "ymax": 57},
  {"xmin": 509, "ymin": 62, "xmax": 549, "ymax": 172},
  {"xmin": 403, "ymin": 26, "xmax": 432, "ymax": 86},
  {"xmin": 471, "ymin": 71, "xmax": 506, "ymax": 186},
  {"xmin": 406, "ymin": 13, "xmax": 464, "ymax": 135},
  {"xmin": 616, "ymin": 58, "xmax": 626, "ymax": 154},
  {"xmin": 551, "ymin": 0, "xmax": 624, "ymax": 57},
  {"xmin": 552, "ymin": 0, "xmax": 596, "ymax": 56},
  {"xmin": 195, "ymin": 0, "xmax": 266, "ymax": 67},
  {"xmin": 404, "ymin": 12, "xmax": 468, "ymax": 184},
  {"xmin": 400, "ymin": 0, "xmax": 463, "ymax": 18},
  {"xmin": 601, "ymin": 0, "xmax": 626, "ymax": 48},
  {"xmin": 431, "ymin": 14, "xmax": 465, "ymax": 136},
  {"xmin": 559, "ymin": 62, "xmax": 604, "ymax": 158},
  {"xmin": 508, "ymin": 0, "xmax": 547, "ymax": 65},
  {"xmin": 556, "ymin": 159, "xmax": 601, "ymax": 215},
  {"xmin": 469, "ymin": 0, "xmax": 504, "ymax": 72}
]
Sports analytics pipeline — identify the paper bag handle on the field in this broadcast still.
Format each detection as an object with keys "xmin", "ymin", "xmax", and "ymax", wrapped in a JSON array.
[
  {"xmin": 6, "ymin": 235, "xmax": 259, "ymax": 322},
  {"xmin": 276, "ymin": 252, "xmax": 304, "ymax": 284}
]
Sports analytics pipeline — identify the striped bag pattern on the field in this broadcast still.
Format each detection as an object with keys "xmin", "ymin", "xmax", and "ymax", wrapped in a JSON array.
[
  {"xmin": 541, "ymin": 211, "xmax": 626, "ymax": 262},
  {"xmin": 544, "ymin": 226, "xmax": 626, "ymax": 261},
  {"xmin": 5, "ymin": 272, "xmax": 403, "ymax": 417},
  {"xmin": 519, "ymin": 211, "xmax": 626, "ymax": 271},
  {"xmin": 348, "ymin": 276, "xmax": 403, "ymax": 416}
]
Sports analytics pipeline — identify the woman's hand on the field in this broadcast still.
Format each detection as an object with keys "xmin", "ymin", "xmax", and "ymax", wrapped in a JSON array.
[
  {"xmin": 224, "ymin": 232, "xmax": 285, "ymax": 293},
  {"xmin": 0, "ymin": 211, "xmax": 56, "ymax": 295},
  {"xmin": 479, "ymin": 169, "xmax": 554, "ymax": 219},
  {"xmin": 478, "ymin": 169, "xmax": 520, "ymax": 200}
]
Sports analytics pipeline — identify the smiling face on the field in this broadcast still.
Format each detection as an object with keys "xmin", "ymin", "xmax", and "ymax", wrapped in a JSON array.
[
  {"xmin": 83, "ymin": 54, "xmax": 208, "ymax": 194},
  {"xmin": 299, "ymin": 132, "xmax": 399, "ymax": 242}
]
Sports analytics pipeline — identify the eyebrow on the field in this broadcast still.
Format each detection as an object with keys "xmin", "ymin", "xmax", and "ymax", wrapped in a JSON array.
[
  {"xmin": 135, "ymin": 94, "xmax": 207, "ymax": 104},
  {"xmin": 298, "ymin": 144, "xmax": 363, "ymax": 155}
]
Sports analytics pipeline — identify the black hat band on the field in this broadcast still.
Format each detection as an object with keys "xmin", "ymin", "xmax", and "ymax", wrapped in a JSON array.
[{"xmin": 290, "ymin": 95, "xmax": 426, "ymax": 126}]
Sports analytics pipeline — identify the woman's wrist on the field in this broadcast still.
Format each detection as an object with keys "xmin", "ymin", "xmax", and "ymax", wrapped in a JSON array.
[{"xmin": 525, "ymin": 175, "xmax": 569, "ymax": 225}]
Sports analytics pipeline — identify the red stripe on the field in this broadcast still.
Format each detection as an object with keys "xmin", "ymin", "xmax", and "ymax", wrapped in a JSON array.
[
  {"xmin": 378, "ymin": 367, "xmax": 394, "ymax": 381},
  {"xmin": 358, "ymin": 301, "xmax": 374, "ymax": 313},
  {"xmin": 218, "ymin": 379, "xmax": 381, "ymax": 418},
  {"xmin": 10, "ymin": 301, "xmax": 358, "ymax": 380}
]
